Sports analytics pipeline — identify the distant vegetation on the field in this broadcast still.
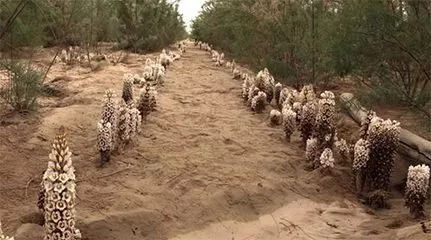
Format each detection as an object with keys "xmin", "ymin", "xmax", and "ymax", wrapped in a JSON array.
[
  {"xmin": 191, "ymin": 0, "xmax": 431, "ymax": 119},
  {"xmin": 0, "ymin": 0, "xmax": 186, "ymax": 112},
  {"xmin": 0, "ymin": 0, "xmax": 187, "ymax": 52}
]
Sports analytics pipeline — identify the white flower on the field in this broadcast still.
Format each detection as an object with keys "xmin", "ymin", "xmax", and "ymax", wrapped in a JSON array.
[
  {"xmin": 68, "ymin": 219, "xmax": 75, "ymax": 229},
  {"xmin": 45, "ymin": 201, "xmax": 56, "ymax": 212},
  {"xmin": 62, "ymin": 210, "xmax": 72, "ymax": 220},
  {"xmin": 62, "ymin": 230, "xmax": 73, "ymax": 239},
  {"xmin": 62, "ymin": 191, "xmax": 72, "ymax": 203},
  {"xmin": 56, "ymin": 200, "xmax": 67, "ymax": 211},
  {"xmin": 306, "ymin": 138, "xmax": 319, "ymax": 163},
  {"xmin": 406, "ymin": 164, "xmax": 430, "ymax": 196},
  {"xmin": 43, "ymin": 181, "xmax": 54, "ymax": 191},
  {"xmin": 51, "ymin": 192, "xmax": 61, "ymax": 202},
  {"xmin": 52, "ymin": 232, "xmax": 61, "ymax": 240},
  {"xmin": 58, "ymin": 173, "xmax": 69, "ymax": 184},
  {"xmin": 51, "ymin": 211, "xmax": 62, "ymax": 223},
  {"xmin": 74, "ymin": 229, "xmax": 82, "ymax": 238},
  {"xmin": 48, "ymin": 171, "xmax": 59, "ymax": 182},
  {"xmin": 353, "ymin": 138, "xmax": 369, "ymax": 171},
  {"xmin": 46, "ymin": 222, "xmax": 56, "ymax": 233},
  {"xmin": 44, "ymin": 212, "xmax": 51, "ymax": 222},
  {"xmin": 66, "ymin": 182, "xmax": 75, "ymax": 193},
  {"xmin": 54, "ymin": 183, "xmax": 66, "ymax": 193},
  {"xmin": 320, "ymin": 148, "xmax": 335, "ymax": 168},
  {"xmin": 57, "ymin": 220, "xmax": 68, "ymax": 232},
  {"xmin": 335, "ymin": 138, "xmax": 350, "ymax": 158}
]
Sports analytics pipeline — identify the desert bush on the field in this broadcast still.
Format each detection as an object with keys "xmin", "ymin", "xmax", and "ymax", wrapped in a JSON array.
[{"xmin": 0, "ymin": 61, "xmax": 42, "ymax": 112}]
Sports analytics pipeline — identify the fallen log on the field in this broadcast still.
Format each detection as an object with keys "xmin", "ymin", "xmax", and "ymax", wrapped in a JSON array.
[{"xmin": 340, "ymin": 93, "xmax": 431, "ymax": 166}]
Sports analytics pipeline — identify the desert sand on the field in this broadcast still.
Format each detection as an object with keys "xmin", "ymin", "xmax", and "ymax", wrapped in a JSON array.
[{"xmin": 0, "ymin": 45, "xmax": 429, "ymax": 240}]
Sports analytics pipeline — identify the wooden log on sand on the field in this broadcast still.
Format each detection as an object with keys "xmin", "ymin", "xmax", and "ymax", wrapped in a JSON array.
[{"xmin": 340, "ymin": 93, "xmax": 431, "ymax": 166}]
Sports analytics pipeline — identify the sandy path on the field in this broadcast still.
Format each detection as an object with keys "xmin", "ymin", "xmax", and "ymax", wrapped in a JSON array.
[{"xmin": 0, "ymin": 46, "xmax": 429, "ymax": 240}]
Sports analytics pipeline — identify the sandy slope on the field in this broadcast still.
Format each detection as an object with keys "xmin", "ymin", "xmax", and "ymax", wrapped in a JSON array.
[{"xmin": 0, "ymin": 46, "xmax": 429, "ymax": 240}]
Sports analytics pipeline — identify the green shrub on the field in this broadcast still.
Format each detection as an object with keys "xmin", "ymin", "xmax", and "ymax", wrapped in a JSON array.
[{"xmin": 0, "ymin": 61, "xmax": 43, "ymax": 112}]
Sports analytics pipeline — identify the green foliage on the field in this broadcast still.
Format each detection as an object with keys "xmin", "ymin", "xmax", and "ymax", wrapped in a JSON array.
[
  {"xmin": 192, "ymin": 0, "xmax": 334, "ymax": 86},
  {"xmin": 114, "ymin": 0, "xmax": 186, "ymax": 52},
  {"xmin": 0, "ymin": 60, "xmax": 43, "ymax": 112},
  {"xmin": 0, "ymin": 0, "xmax": 186, "ymax": 51},
  {"xmin": 330, "ymin": 0, "xmax": 431, "ymax": 109},
  {"xmin": 192, "ymin": 0, "xmax": 431, "ymax": 117}
]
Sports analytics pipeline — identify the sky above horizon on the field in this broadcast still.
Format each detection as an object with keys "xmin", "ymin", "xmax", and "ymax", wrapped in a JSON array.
[{"xmin": 178, "ymin": 0, "xmax": 206, "ymax": 32}]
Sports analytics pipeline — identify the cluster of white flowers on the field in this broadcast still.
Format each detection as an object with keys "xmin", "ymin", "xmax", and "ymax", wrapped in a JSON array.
[
  {"xmin": 353, "ymin": 138, "xmax": 370, "ymax": 172},
  {"xmin": 142, "ymin": 58, "xmax": 166, "ymax": 85},
  {"xmin": 298, "ymin": 85, "xmax": 316, "ymax": 104},
  {"xmin": 313, "ymin": 91, "xmax": 336, "ymax": 142},
  {"xmin": 97, "ymin": 121, "xmax": 113, "ymax": 152},
  {"xmin": 251, "ymin": 91, "xmax": 267, "ymax": 113},
  {"xmin": 364, "ymin": 116, "xmax": 401, "ymax": 193},
  {"xmin": 299, "ymin": 101, "xmax": 318, "ymax": 144},
  {"xmin": 255, "ymin": 68, "xmax": 275, "ymax": 103},
  {"xmin": 0, "ymin": 220, "xmax": 14, "ymax": 240},
  {"xmin": 278, "ymin": 88, "xmax": 289, "ymax": 108},
  {"xmin": 211, "ymin": 50, "xmax": 219, "ymax": 62},
  {"xmin": 285, "ymin": 90, "xmax": 299, "ymax": 108},
  {"xmin": 306, "ymin": 138, "xmax": 319, "ymax": 163},
  {"xmin": 97, "ymin": 90, "xmax": 121, "ymax": 162},
  {"xmin": 230, "ymin": 60, "xmax": 236, "ymax": 72},
  {"xmin": 215, "ymin": 52, "xmax": 225, "ymax": 66},
  {"xmin": 273, "ymin": 83, "xmax": 282, "ymax": 105},
  {"xmin": 406, "ymin": 165, "xmax": 430, "ymax": 198},
  {"xmin": 270, "ymin": 109, "xmax": 282, "ymax": 125},
  {"xmin": 247, "ymin": 85, "xmax": 260, "ymax": 106},
  {"xmin": 117, "ymin": 102, "xmax": 131, "ymax": 144},
  {"xmin": 320, "ymin": 148, "xmax": 335, "ymax": 168},
  {"xmin": 198, "ymin": 42, "xmax": 212, "ymax": 52},
  {"xmin": 242, "ymin": 77, "xmax": 252, "ymax": 101},
  {"xmin": 160, "ymin": 49, "xmax": 173, "ymax": 69},
  {"xmin": 282, "ymin": 107, "xmax": 297, "ymax": 141},
  {"xmin": 335, "ymin": 138, "xmax": 350, "ymax": 159},
  {"xmin": 42, "ymin": 130, "xmax": 81, "ymax": 240},
  {"xmin": 405, "ymin": 164, "xmax": 430, "ymax": 218},
  {"xmin": 359, "ymin": 111, "xmax": 376, "ymax": 139},
  {"xmin": 367, "ymin": 117, "xmax": 401, "ymax": 149},
  {"xmin": 101, "ymin": 90, "xmax": 118, "ymax": 143},
  {"xmin": 137, "ymin": 85, "xmax": 157, "ymax": 120},
  {"xmin": 122, "ymin": 76, "xmax": 134, "ymax": 104},
  {"xmin": 292, "ymin": 102, "xmax": 302, "ymax": 115},
  {"xmin": 233, "ymin": 68, "xmax": 241, "ymax": 79},
  {"xmin": 226, "ymin": 61, "xmax": 232, "ymax": 68},
  {"xmin": 59, "ymin": 46, "xmax": 94, "ymax": 65},
  {"xmin": 178, "ymin": 42, "xmax": 186, "ymax": 54}
]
